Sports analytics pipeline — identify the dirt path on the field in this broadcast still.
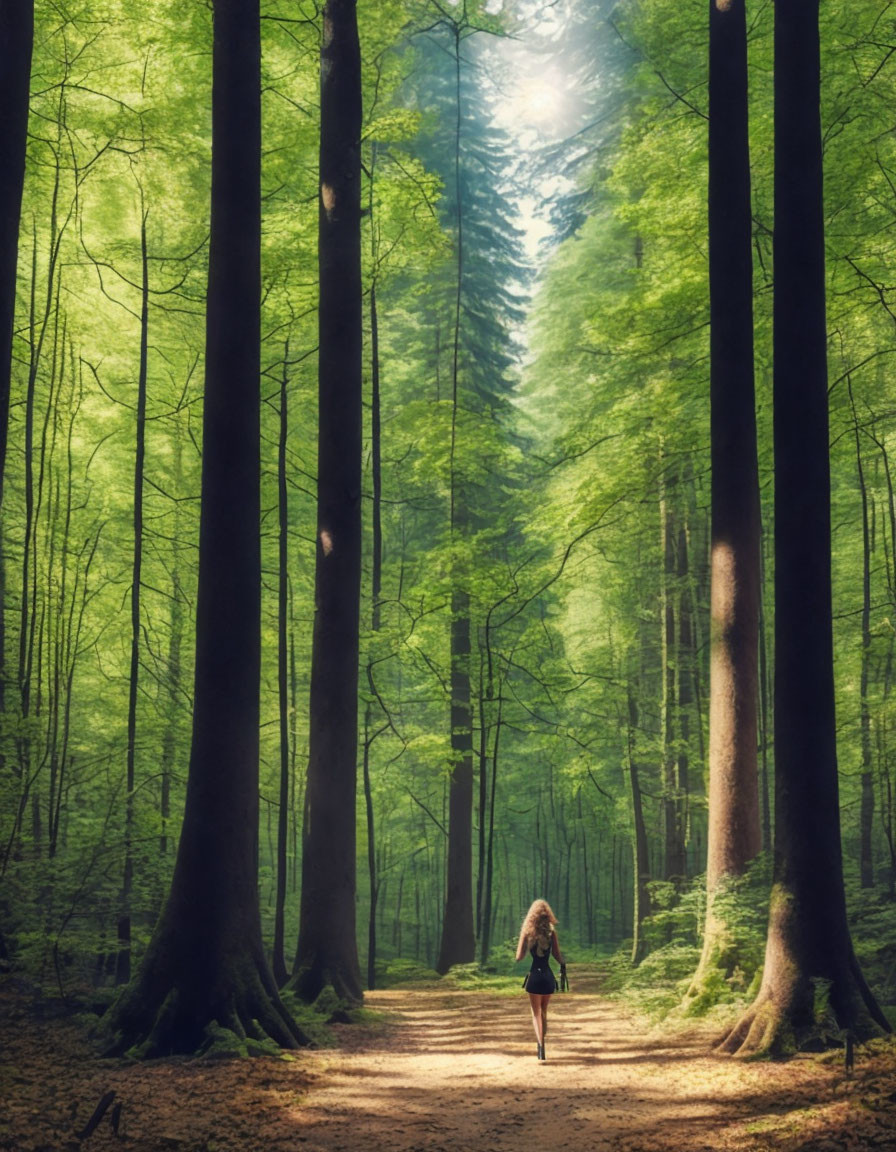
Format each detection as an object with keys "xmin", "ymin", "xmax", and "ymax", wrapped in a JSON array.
[
  {"xmin": 3, "ymin": 975, "xmax": 896, "ymax": 1151},
  {"xmin": 291, "ymin": 980, "xmax": 895, "ymax": 1152}
]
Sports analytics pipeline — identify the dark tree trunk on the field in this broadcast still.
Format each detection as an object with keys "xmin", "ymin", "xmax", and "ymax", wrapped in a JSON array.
[
  {"xmin": 102, "ymin": 0, "xmax": 303, "ymax": 1056},
  {"xmin": 677, "ymin": 520, "xmax": 692, "ymax": 875},
  {"xmin": 272, "ymin": 348, "xmax": 291, "ymax": 988},
  {"xmin": 758, "ymin": 523, "xmax": 772, "ymax": 851},
  {"xmin": 721, "ymin": 0, "xmax": 889, "ymax": 1054},
  {"xmin": 436, "ymin": 24, "xmax": 475, "ymax": 974},
  {"xmin": 660, "ymin": 485, "xmax": 684, "ymax": 881},
  {"xmin": 370, "ymin": 288, "xmax": 382, "ymax": 637},
  {"xmin": 848, "ymin": 379, "xmax": 875, "ymax": 889},
  {"xmin": 363, "ymin": 156, "xmax": 383, "ymax": 992},
  {"xmin": 363, "ymin": 707, "xmax": 378, "ymax": 990},
  {"xmin": 0, "ymin": 0, "xmax": 30, "ymax": 500},
  {"xmin": 293, "ymin": 0, "xmax": 363, "ymax": 1005},
  {"xmin": 479, "ymin": 682, "xmax": 502, "ymax": 965},
  {"xmin": 628, "ymin": 688, "xmax": 652, "ymax": 965},
  {"xmin": 688, "ymin": 0, "xmax": 762, "ymax": 1005},
  {"xmin": 116, "ymin": 205, "xmax": 150, "ymax": 986},
  {"xmin": 476, "ymin": 648, "xmax": 487, "ymax": 939},
  {"xmin": 436, "ymin": 586, "xmax": 475, "ymax": 972},
  {"xmin": 159, "ymin": 426, "xmax": 184, "ymax": 865},
  {"xmin": 0, "ymin": 0, "xmax": 32, "ymax": 729}
]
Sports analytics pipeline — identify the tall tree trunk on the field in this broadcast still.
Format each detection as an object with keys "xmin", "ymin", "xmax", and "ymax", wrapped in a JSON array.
[
  {"xmin": 660, "ymin": 475, "xmax": 686, "ymax": 880},
  {"xmin": 688, "ymin": 0, "xmax": 762, "ymax": 1007},
  {"xmin": 677, "ymin": 519, "xmax": 692, "ymax": 875},
  {"xmin": 272, "ymin": 347, "xmax": 291, "ymax": 988},
  {"xmin": 363, "ymin": 148, "xmax": 383, "ymax": 992},
  {"xmin": 758, "ymin": 522, "xmax": 772, "ymax": 851},
  {"xmin": 848, "ymin": 378, "xmax": 874, "ymax": 889},
  {"xmin": 479, "ymin": 678, "xmax": 502, "ymax": 965},
  {"xmin": 0, "ymin": 0, "xmax": 31, "ymax": 504},
  {"xmin": 0, "ymin": 0, "xmax": 33, "ymax": 741},
  {"xmin": 102, "ymin": 0, "xmax": 303, "ymax": 1055},
  {"xmin": 627, "ymin": 687, "xmax": 652, "ymax": 965},
  {"xmin": 293, "ymin": 0, "xmax": 364, "ymax": 1004},
  {"xmin": 436, "ymin": 23, "xmax": 475, "ymax": 974},
  {"xmin": 157, "ymin": 620, "xmax": 177, "ymax": 850},
  {"xmin": 116, "ymin": 203, "xmax": 150, "ymax": 986},
  {"xmin": 159, "ymin": 425, "xmax": 184, "ymax": 865},
  {"xmin": 363, "ymin": 707, "xmax": 378, "ymax": 990},
  {"xmin": 476, "ymin": 646, "xmax": 487, "ymax": 939},
  {"xmin": 721, "ymin": 0, "xmax": 888, "ymax": 1054}
]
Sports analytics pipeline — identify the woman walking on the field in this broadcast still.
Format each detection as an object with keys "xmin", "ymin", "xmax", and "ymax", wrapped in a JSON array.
[{"xmin": 516, "ymin": 898, "xmax": 565, "ymax": 1061}]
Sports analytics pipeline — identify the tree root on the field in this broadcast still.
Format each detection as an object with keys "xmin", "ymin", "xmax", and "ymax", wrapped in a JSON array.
[
  {"xmin": 717, "ymin": 965, "xmax": 889, "ymax": 1059},
  {"xmin": 717, "ymin": 998, "xmax": 787, "ymax": 1057},
  {"xmin": 101, "ymin": 953, "xmax": 310, "ymax": 1058}
]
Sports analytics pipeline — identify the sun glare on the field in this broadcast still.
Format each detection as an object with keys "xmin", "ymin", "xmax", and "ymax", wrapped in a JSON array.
[{"xmin": 504, "ymin": 64, "xmax": 572, "ymax": 134}]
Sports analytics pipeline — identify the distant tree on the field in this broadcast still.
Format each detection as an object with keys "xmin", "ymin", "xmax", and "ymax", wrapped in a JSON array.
[
  {"xmin": 272, "ymin": 344, "xmax": 292, "ymax": 989},
  {"xmin": 102, "ymin": 0, "xmax": 303, "ymax": 1054},
  {"xmin": 686, "ymin": 0, "xmax": 761, "ymax": 1004},
  {"xmin": 720, "ymin": 0, "xmax": 888, "ymax": 1055},
  {"xmin": 410, "ymin": 3, "xmax": 525, "ymax": 974},
  {"xmin": 627, "ymin": 684, "xmax": 652, "ymax": 965},
  {"xmin": 292, "ymin": 0, "xmax": 364, "ymax": 1004}
]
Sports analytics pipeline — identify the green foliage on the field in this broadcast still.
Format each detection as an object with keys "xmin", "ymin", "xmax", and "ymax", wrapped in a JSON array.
[
  {"xmin": 4, "ymin": 0, "xmax": 896, "ymax": 1038},
  {"xmin": 376, "ymin": 958, "xmax": 442, "ymax": 988},
  {"xmin": 604, "ymin": 941, "xmax": 703, "ymax": 1018},
  {"xmin": 847, "ymin": 884, "xmax": 896, "ymax": 1014},
  {"xmin": 199, "ymin": 1023, "xmax": 285, "ymax": 1061},
  {"xmin": 607, "ymin": 858, "xmax": 773, "ymax": 1020},
  {"xmin": 276, "ymin": 990, "xmax": 342, "ymax": 1047}
]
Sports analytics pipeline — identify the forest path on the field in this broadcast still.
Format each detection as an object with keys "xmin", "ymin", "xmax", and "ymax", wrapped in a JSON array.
[
  {"xmin": 291, "ymin": 975, "xmax": 894, "ymax": 1152},
  {"xmin": 4, "ymin": 973, "xmax": 896, "ymax": 1152}
]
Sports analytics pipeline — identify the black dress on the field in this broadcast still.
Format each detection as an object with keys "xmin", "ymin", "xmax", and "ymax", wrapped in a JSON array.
[{"xmin": 525, "ymin": 935, "xmax": 557, "ymax": 995}]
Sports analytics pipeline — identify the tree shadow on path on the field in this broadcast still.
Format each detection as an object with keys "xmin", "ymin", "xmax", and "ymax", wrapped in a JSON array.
[{"xmin": 284, "ymin": 984, "xmax": 896, "ymax": 1152}]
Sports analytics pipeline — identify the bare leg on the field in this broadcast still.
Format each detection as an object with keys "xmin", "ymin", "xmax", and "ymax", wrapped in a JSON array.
[{"xmin": 527, "ymin": 993, "xmax": 545, "ymax": 1046}]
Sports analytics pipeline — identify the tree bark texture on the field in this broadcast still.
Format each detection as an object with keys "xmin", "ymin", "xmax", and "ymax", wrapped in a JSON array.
[
  {"xmin": 436, "ymin": 587, "xmax": 476, "ymax": 972},
  {"xmin": 628, "ymin": 689, "xmax": 652, "ymax": 966},
  {"xmin": 293, "ymin": 0, "xmax": 364, "ymax": 1005},
  {"xmin": 705, "ymin": 0, "xmax": 761, "ymax": 888},
  {"xmin": 436, "ymin": 25, "xmax": 475, "ymax": 973},
  {"xmin": 676, "ymin": 522, "xmax": 693, "ymax": 875},
  {"xmin": 0, "ymin": 0, "xmax": 32, "ymax": 738},
  {"xmin": 721, "ymin": 0, "xmax": 889, "ymax": 1054},
  {"xmin": 688, "ymin": 0, "xmax": 762, "ymax": 1006},
  {"xmin": 272, "ymin": 349, "xmax": 291, "ymax": 988},
  {"xmin": 478, "ymin": 682, "xmax": 502, "ymax": 965},
  {"xmin": 102, "ymin": 0, "xmax": 303, "ymax": 1055},
  {"xmin": 848, "ymin": 379, "xmax": 875, "ymax": 889},
  {"xmin": 0, "ymin": 0, "xmax": 31, "ymax": 508},
  {"xmin": 364, "ymin": 201, "xmax": 382, "ymax": 990},
  {"xmin": 115, "ymin": 206, "xmax": 150, "ymax": 986}
]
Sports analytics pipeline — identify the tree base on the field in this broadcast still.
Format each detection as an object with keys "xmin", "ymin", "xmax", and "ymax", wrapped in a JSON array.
[
  {"xmin": 288, "ymin": 952, "xmax": 363, "ymax": 1006},
  {"xmin": 717, "ymin": 955, "xmax": 890, "ymax": 1058},
  {"xmin": 100, "ymin": 942, "xmax": 309, "ymax": 1058}
]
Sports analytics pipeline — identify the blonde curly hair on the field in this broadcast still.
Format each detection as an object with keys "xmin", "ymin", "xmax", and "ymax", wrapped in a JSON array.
[{"xmin": 517, "ymin": 898, "xmax": 557, "ymax": 956}]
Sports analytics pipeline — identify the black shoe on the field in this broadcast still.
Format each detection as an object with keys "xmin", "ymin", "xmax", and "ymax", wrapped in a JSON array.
[{"xmin": 538, "ymin": 1042, "xmax": 546, "ymax": 1061}]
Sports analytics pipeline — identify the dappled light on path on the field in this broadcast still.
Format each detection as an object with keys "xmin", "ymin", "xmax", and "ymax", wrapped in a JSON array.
[{"xmin": 287, "ymin": 980, "xmax": 896, "ymax": 1152}]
